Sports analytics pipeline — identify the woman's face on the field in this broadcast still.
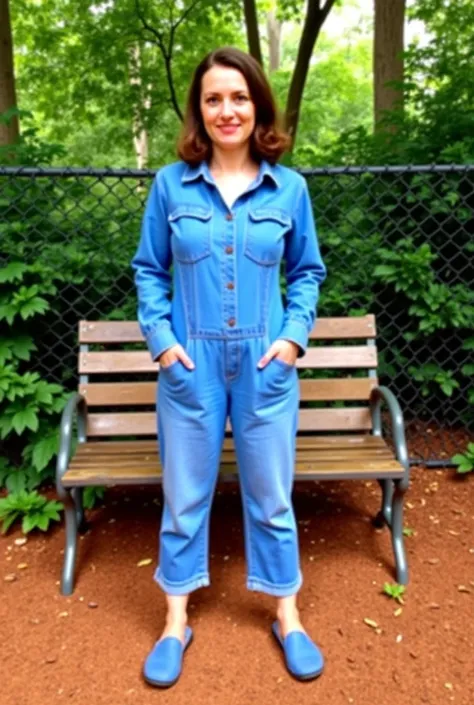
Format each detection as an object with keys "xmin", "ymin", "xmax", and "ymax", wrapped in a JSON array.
[{"xmin": 200, "ymin": 64, "xmax": 256, "ymax": 153}]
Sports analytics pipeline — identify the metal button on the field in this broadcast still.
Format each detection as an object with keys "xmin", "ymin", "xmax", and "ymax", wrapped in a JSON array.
[
  {"xmin": 228, "ymin": 318, "xmax": 236, "ymax": 327},
  {"xmin": 225, "ymin": 246, "xmax": 233, "ymax": 254},
  {"xmin": 227, "ymin": 282, "xmax": 235, "ymax": 290},
  {"xmin": 225, "ymin": 213, "xmax": 233, "ymax": 221}
]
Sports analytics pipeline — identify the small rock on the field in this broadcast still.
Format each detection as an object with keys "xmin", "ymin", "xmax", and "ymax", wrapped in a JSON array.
[
  {"xmin": 14, "ymin": 537, "xmax": 27, "ymax": 546},
  {"xmin": 428, "ymin": 603, "xmax": 440, "ymax": 610},
  {"xmin": 45, "ymin": 656, "xmax": 57, "ymax": 664},
  {"xmin": 363, "ymin": 618, "xmax": 378, "ymax": 629},
  {"xmin": 427, "ymin": 558, "xmax": 440, "ymax": 565},
  {"xmin": 223, "ymin": 555, "xmax": 230, "ymax": 561},
  {"xmin": 444, "ymin": 683, "xmax": 454, "ymax": 690},
  {"xmin": 409, "ymin": 651, "xmax": 418, "ymax": 659},
  {"xmin": 458, "ymin": 585, "xmax": 470, "ymax": 593},
  {"xmin": 396, "ymin": 634, "xmax": 403, "ymax": 643},
  {"xmin": 58, "ymin": 611, "xmax": 69, "ymax": 618},
  {"xmin": 4, "ymin": 574, "xmax": 17, "ymax": 583},
  {"xmin": 30, "ymin": 618, "xmax": 40, "ymax": 625},
  {"xmin": 87, "ymin": 602, "xmax": 98, "ymax": 609},
  {"xmin": 448, "ymin": 530, "xmax": 460, "ymax": 536},
  {"xmin": 17, "ymin": 563, "xmax": 28, "ymax": 570}
]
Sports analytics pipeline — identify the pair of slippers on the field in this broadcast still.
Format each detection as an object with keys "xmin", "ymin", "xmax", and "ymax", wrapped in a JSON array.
[{"xmin": 143, "ymin": 622, "xmax": 324, "ymax": 688}]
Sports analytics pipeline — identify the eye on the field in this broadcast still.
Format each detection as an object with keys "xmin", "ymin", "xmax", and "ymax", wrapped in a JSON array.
[
  {"xmin": 206, "ymin": 96, "xmax": 219, "ymax": 105},
  {"xmin": 235, "ymin": 95, "xmax": 249, "ymax": 103}
]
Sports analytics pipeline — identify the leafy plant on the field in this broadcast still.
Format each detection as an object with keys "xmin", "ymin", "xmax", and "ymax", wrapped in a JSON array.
[
  {"xmin": 0, "ymin": 490, "xmax": 63, "ymax": 534},
  {"xmin": 83, "ymin": 486, "xmax": 106, "ymax": 510},
  {"xmin": 383, "ymin": 582, "xmax": 406, "ymax": 604},
  {"xmin": 452, "ymin": 444, "xmax": 474, "ymax": 474}
]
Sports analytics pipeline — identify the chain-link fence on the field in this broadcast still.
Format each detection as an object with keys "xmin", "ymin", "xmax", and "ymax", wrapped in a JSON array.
[{"xmin": 1, "ymin": 165, "xmax": 473, "ymax": 465}]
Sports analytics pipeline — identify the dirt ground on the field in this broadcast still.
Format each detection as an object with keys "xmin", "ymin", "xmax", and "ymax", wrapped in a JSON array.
[{"xmin": 2, "ymin": 466, "xmax": 473, "ymax": 705}]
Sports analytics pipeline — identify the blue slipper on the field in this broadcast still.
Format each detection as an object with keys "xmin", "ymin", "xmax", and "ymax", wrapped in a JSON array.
[
  {"xmin": 143, "ymin": 626, "xmax": 193, "ymax": 688},
  {"xmin": 272, "ymin": 621, "xmax": 324, "ymax": 681}
]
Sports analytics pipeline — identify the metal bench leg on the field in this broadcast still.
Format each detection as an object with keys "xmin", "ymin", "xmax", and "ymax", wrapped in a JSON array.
[
  {"xmin": 72, "ymin": 487, "xmax": 89, "ymax": 534},
  {"xmin": 373, "ymin": 479, "xmax": 393, "ymax": 528},
  {"xmin": 61, "ymin": 491, "xmax": 78, "ymax": 596},
  {"xmin": 390, "ymin": 479, "xmax": 409, "ymax": 585}
]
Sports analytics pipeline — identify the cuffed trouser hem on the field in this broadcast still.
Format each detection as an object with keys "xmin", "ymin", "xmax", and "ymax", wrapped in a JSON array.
[
  {"xmin": 247, "ymin": 571, "xmax": 303, "ymax": 597},
  {"xmin": 154, "ymin": 568, "xmax": 210, "ymax": 595}
]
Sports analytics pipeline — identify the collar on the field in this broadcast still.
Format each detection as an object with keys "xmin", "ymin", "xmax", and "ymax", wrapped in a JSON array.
[{"xmin": 181, "ymin": 159, "xmax": 280, "ymax": 189}]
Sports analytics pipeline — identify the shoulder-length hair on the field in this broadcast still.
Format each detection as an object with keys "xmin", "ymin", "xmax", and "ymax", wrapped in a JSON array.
[{"xmin": 177, "ymin": 47, "xmax": 291, "ymax": 165}]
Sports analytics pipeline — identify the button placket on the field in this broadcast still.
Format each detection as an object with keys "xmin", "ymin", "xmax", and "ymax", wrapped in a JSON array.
[{"xmin": 223, "ymin": 210, "xmax": 237, "ymax": 330}]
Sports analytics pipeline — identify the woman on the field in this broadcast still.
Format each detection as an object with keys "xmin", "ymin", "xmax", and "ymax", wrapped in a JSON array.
[{"xmin": 132, "ymin": 46, "xmax": 327, "ymax": 687}]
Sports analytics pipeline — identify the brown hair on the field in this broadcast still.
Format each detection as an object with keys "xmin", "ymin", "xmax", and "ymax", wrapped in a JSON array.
[{"xmin": 177, "ymin": 47, "xmax": 291, "ymax": 165}]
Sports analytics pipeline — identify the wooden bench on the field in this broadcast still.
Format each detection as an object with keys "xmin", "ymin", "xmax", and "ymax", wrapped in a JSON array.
[{"xmin": 56, "ymin": 314, "xmax": 410, "ymax": 595}]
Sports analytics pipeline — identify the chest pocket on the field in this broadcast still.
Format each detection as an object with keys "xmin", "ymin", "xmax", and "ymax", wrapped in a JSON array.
[
  {"xmin": 245, "ymin": 208, "xmax": 292, "ymax": 266},
  {"xmin": 168, "ymin": 205, "xmax": 212, "ymax": 263}
]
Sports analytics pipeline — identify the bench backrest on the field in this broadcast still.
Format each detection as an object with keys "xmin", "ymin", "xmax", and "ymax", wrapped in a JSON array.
[{"xmin": 78, "ymin": 315, "xmax": 378, "ymax": 438}]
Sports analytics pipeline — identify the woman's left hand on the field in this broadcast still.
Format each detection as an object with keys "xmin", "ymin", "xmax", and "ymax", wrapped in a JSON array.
[{"xmin": 257, "ymin": 339, "xmax": 300, "ymax": 369}]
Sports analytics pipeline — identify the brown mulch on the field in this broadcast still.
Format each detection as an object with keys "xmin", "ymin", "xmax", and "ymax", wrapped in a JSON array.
[{"xmin": 2, "ymin": 467, "xmax": 473, "ymax": 705}]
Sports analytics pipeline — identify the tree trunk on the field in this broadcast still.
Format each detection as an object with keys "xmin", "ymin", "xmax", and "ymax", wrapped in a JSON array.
[
  {"xmin": 284, "ymin": 0, "xmax": 336, "ymax": 144},
  {"xmin": 129, "ymin": 44, "xmax": 150, "ymax": 170},
  {"xmin": 243, "ymin": 0, "xmax": 263, "ymax": 66},
  {"xmin": 267, "ymin": 9, "xmax": 282, "ymax": 73},
  {"xmin": 373, "ymin": 0, "xmax": 405, "ymax": 130},
  {"xmin": 0, "ymin": 0, "xmax": 19, "ymax": 145}
]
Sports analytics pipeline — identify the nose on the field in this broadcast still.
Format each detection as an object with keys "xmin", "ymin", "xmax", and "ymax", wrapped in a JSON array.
[{"xmin": 220, "ymin": 99, "xmax": 234, "ymax": 120}]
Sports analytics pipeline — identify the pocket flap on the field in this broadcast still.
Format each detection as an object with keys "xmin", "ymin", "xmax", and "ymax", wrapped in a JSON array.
[
  {"xmin": 169, "ymin": 205, "xmax": 212, "ymax": 222},
  {"xmin": 249, "ymin": 208, "xmax": 291, "ymax": 227}
]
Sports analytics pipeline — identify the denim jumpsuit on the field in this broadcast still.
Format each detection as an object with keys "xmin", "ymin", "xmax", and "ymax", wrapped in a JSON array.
[{"xmin": 131, "ymin": 159, "xmax": 326, "ymax": 597}]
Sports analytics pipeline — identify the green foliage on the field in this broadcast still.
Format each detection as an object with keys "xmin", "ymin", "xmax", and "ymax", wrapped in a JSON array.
[
  {"xmin": 0, "ymin": 490, "xmax": 63, "ymax": 534},
  {"xmin": 383, "ymin": 582, "xmax": 406, "ymax": 604},
  {"xmin": 452, "ymin": 443, "xmax": 474, "ymax": 474},
  {"xmin": 83, "ymin": 486, "xmax": 107, "ymax": 510}
]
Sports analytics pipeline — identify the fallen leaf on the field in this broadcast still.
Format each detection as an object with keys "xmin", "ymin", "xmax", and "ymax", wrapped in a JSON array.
[
  {"xmin": 393, "ymin": 607, "xmax": 403, "ymax": 617},
  {"xmin": 448, "ymin": 530, "xmax": 460, "ymax": 536},
  {"xmin": 136, "ymin": 558, "xmax": 152, "ymax": 567}
]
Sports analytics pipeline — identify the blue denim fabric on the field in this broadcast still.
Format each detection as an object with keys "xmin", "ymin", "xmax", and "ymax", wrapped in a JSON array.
[
  {"xmin": 131, "ymin": 160, "xmax": 326, "ymax": 361},
  {"xmin": 131, "ymin": 159, "xmax": 326, "ymax": 596}
]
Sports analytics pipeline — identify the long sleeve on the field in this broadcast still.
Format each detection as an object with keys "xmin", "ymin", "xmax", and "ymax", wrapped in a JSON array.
[
  {"xmin": 279, "ymin": 179, "xmax": 327, "ymax": 357},
  {"xmin": 131, "ymin": 172, "xmax": 178, "ymax": 361}
]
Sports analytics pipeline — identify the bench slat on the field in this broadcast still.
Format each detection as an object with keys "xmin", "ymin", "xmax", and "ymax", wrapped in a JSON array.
[
  {"xmin": 79, "ymin": 315, "xmax": 376, "ymax": 344},
  {"xmin": 74, "ymin": 435, "xmax": 387, "ymax": 455},
  {"xmin": 63, "ymin": 459, "xmax": 403, "ymax": 487},
  {"xmin": 79, "ymin": 347, "xmax": 377, "ymax": 374},
  {"xmin": 79, "ymin": 378, "xmax": 378, "ymax": 405},
  {"xmin": 70, "ymin": 448, "xmax": 394, "ymax": 468},
  {"xmin": 86, "ymin": 408, "xmax": 372, "ymax": 436}
]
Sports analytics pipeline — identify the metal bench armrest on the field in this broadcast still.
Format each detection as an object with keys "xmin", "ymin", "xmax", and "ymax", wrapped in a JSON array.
[
  {"xmin": 56, "ymin": 393, "xmax": 88, "ymax": 499},
  {"xmin": 370, "ymin": 386, "xmax": 409, "ymax": 488}
]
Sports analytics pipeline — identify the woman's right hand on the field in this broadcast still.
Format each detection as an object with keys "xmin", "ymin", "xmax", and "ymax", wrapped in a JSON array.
[{"xmin": 159, "ymin": 344, "xmax": 195, "ymax": 370}]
